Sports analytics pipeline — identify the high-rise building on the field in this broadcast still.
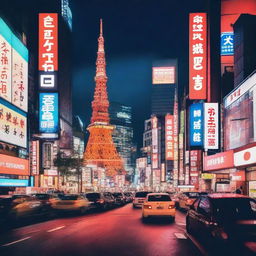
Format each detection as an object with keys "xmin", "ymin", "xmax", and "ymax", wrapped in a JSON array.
[
  {"xmin": 233, "ymin": 14, "xmax": 256, "ymax": 87},
  {"xmin": 84, "ymin": 20, "xmax": 124, "ymax": 177},
  {"xmin": 151, "ymin": 60, "xmax": 177, "ymax": 116},
  {"xmin": 109, "ymin": 102, "xmax": 135, "ymax": 176}
]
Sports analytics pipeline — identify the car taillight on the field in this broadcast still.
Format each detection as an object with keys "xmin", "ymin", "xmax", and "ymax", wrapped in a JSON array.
[
  {"xmin": 168, "ymin": 205, "xmax": 175, "ymax": 209},
  {"xmin": 144, "ymin": 205, "xmax": 152, "ymax": 209},
  {"xmin": 186, "ymin": 199, "xmax": 192, "ymax": 205},
  {"xmin": 98, "ymin": 199, "xmax": 104, "ymax": 204}
]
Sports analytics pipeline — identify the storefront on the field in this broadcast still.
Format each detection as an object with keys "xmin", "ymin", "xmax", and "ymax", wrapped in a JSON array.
[{"xmin": 234, "ymin": 143, "xmax": 256, "ymax": 198}]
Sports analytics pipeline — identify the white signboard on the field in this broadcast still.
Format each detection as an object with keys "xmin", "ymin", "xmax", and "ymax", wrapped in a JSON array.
[
  {"xmin": 0, "ymin": 35, "xmax": 12, "ymax": 102},
  {"xmin": 234, "ymin": 146, "xmax": 256, "ymax": 167},
  {"xmin": 204, "ymin": 103, "xmax": 219, "ymax": 149}
]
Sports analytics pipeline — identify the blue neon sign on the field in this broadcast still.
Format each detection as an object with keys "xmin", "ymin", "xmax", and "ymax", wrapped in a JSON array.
[
  {"xmin": 39, "ymin": 93, "xmax": 59, "ymax": 133},
  {"xmin": 0, "ymin": 178, "xmax": 29, "ymax": 187},
  {"xmin": 221, "ymin": 32, "xmax": 234, "ymax": 56},
  {"xmin": 189, "ymin": 103, "xmax": 204, "ymax": 147}
]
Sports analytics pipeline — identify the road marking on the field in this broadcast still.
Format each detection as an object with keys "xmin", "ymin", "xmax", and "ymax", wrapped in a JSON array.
[
  {"xmin": 2, "ymin": 236, "xmax": 31, "ymax": 247},
  {"xmin": 47, "ymin": 226, "xmax": 65, "ymax": 233},
  {"xmin": 174, "ymin": 233, "xmax": 187, "ymax": 239}
]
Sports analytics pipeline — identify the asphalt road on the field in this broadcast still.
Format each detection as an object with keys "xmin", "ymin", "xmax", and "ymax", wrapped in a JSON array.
[{"xmin": 0, "ymin": 204, "xmax": 201, "ymax": 256}]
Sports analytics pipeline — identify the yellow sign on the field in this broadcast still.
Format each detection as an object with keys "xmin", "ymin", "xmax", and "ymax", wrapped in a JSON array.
[{"xmin": 201, "ymin": 173, "xmax": 215, "ymax": 180}]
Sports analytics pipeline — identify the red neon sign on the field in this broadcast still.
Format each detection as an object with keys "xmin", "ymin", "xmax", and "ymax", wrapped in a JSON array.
[
  {"xmin": 165, "ymin": 114, "xmax": 174, "ymax": 160},
  {"xmin": 189, "ymin": 13, "xmax": 207, "ymax": 100},
  {"xmin": 39, "ymin": 13, "xmax": 58, "ymax": 71}
]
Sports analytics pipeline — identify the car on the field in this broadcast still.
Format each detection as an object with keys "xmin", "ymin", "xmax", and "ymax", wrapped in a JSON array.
[
  {"xmin": 30, "ymin": 193, "xmax": 55, "ymax": 215},
  {"xmin": 0, "ymin": 194, "xmax": 49, "ymax": 223},
  {"xmin": 142, "ymin": 193, "xmax": 176, "ymax": 221},
  {"xmin": 123, "ymin": 192, "xmax": 133, "ymax": 203},
  {"xmin": 186, "ymin": 193, "xmax": 256, "ymax": 244},
  {"xmin": 112, "ymin": 192, "xmax": 126, "ymax": 206},
  {"xmin": 84, "ymin": 192, "xmax": 115, "ymax": 210},
  {"xmin": 51, "ymin": 194, "xmax": 90, "ymax": 214},
  {"xmin": 178, "ymin": 192, "xmax": 200, "ymax": 210},
  {"xmin": 133, "ymin": 191, "xmax": 151, "ymax": 208}
]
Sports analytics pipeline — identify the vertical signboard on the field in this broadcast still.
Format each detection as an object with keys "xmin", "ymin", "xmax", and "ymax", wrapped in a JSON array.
[
  {"xmin": 204, "ymin": 103, "xmax": 219, "ymax": 149},
  {"xmin": 39, "ymin": 13, "xmax": 58, "ymax": 90},
  {"xmin": 190, "ymin": 150, "xmax": 200, "ymax": 189},
  {"xmin": 173, "ymin": 99, "xmax": 179, "ymax": 186},
  {"xmin": 152, "ymin": 116, "xmax": 159, "ymax": 169},
  {"xmin": 189, "ymin": 13, "xmax": 207, "ymax": 100},
  {"xmin": 165, "ymin": 114, "xmax": 174, "ymax": 160},
  {"xmin": 189, "ymin": 103, "xmax": 204, "ymax": 147},
  {"xmin": 0, "ymin": 18, "xmax": 28, "ymax": 112},
  {"xmin": 30, "ymin": 141, "xmax": 39, "ymax": 175},
  {"xmin": 39, "ymin": 93, "xmax": 59, "ymax": 134}
]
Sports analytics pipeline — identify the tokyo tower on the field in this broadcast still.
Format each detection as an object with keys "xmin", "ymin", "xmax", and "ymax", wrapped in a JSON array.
[{"xmin": 84, "ymin": 19, "xmax": 125, "ymax": 177}]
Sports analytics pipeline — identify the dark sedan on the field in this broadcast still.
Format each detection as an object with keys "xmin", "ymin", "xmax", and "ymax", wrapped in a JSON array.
[
  {"xmin": 85, "ymin": 192, "xmax": 114, "ymax": 210},
  {"xmin": 186, "ymin": 193, "xmax": 256, "ymax": 244}
]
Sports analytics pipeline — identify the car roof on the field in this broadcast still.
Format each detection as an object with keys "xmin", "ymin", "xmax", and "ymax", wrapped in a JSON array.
[
  {"xmin": 147, "ymin": 193, "xmax": 170, "ymax": 196},
  {"xmin": 208, "ymin": 193, "xmax": 250, "ymax": 199}
]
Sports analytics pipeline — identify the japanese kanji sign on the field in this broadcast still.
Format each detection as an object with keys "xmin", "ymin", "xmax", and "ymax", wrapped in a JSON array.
[
  {"xmin": 189, "ymin": 103, "xmax": 204, "ymax": 147},
  {"xmin": 165, "ymin": 114, "xmax": 174, "ymax": 160},
  {"xmin": 221, "ymin": 32, "xmax": 234, "ymax": 56},
  {"xmin": 151, "ymin": 116, "xmax": 159, "ymax": 169},
  {"xmin": 189, "ymin": 13, "xmax": 207, "ymax": 100},
  {"xmin": 39, "ymin": 13, "xmax": 58, "ymax": 90},
  {"xmin": 30, "ymin": 140, "xmax": 39, "ymax": 175},
  {"xmin": 39, "ymin": 93, "xmax": 59, "ymax": 133},
  {"xmin": 0, "ymin": 98, "xmax": 27, "ymax": 148},
  {"xmin": 0, "ymin": 18, "xmax": 28, "ymax": 112},
  {"xmin": 204, "ymin": 103, "xmax": 219, "ymax": 149}
]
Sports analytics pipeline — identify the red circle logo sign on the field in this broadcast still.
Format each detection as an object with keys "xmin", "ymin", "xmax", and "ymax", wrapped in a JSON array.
[{"xmin": 244, "ymin": 151, "xmax": 251, "ymax": 161}]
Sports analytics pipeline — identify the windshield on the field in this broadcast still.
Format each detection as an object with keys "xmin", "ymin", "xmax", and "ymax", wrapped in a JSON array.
[
  {"xmin": 59, "ymin": 195, "xmax": 79, "ymax": 200},
  {"xmin": 184, "ymin": 192, "xmax": 199, "ymax": 198},
  {"xmin": 212, "ymin": 198, "xmax": 256, "ymax": 221},
  {"xmin": 148, "ymin": 195, "xmax": 171, "ymax": 202},
  {"xmin": 135, "ymin": 192, "xmax": 149, "ymax": 198},
  {"xmin": 32, "ymin": 194, "xmax": 50, "ymax": 200},
  {"xmin": 113, "ymin": 193, "xmax": 122, "ymax": 197},
  {"xmin": 86, "ymin": 193, "xmax": 100, "ymax": 200}
]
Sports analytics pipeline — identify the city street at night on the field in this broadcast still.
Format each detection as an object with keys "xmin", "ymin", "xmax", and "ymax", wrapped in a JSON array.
[
  {"xmin": 0, "ymin": 205, "xmax": 200, "ymax": 256},
  {"xmin": 1, "ymin": 0, "xmax": 256, "ymax": 255}
]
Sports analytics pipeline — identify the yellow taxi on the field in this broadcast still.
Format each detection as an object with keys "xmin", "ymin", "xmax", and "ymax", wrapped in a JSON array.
[
  {"xmin": 51, "ymin": 194, "xmax": 90, "ymax": 214},
  {"xmin": 142, "ymin": 193, "xmax": 176, "ymax": 221}
]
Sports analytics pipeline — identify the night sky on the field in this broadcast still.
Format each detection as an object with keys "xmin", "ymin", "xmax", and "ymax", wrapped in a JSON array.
[{"xmin": 71, "ymin": 0, "xmax": 206, "ymax": 148}]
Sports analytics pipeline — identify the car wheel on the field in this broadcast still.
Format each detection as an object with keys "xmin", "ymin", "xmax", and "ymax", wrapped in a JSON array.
[
  {"xmin": 80, "ymin": 207, "xmax": 86, "ymax": 215},
  {"xmin": 186, "ymin": 216, "xmax": 192, "ymax": 234}
]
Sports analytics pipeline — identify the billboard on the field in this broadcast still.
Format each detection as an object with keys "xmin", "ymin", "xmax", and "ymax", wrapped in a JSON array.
[
  {"xmin": 0, "ymin": 154, "xmax": 29, "ymax": 175},
  {"xmin": 224, "ymin": 75, "xmax": 255, "ymax": 150},
  {"xmin": 190, "ymin": 150, "xmax": 200, "ymax": 189},
  {"xmin": 0, "ymin": 98, "xmax": 27, "ymax": 148},
  {"xmin": 152, "ymin": 116, "xmax": 159, "ymax": 169},
  {"xmin": 59, "ymin": 119, "xmax": 73, "ymax": 149},
  {"xmin": 204, "ymin": 103, "xmax": 219, "ymax": 149},
  {"xmin": 152, "ymin": 67, "xmax": 175, "ymax": 84},
  {"xmin": 165, "ymin": 114, "xmax": 174, "ymax": 160},
  {"xmin": 39, "ymin": 13, "xmax": 58, "ymax": 90},
  {"xmin": 234, "ymin": 145, "xmax": 256, "ymax": 167},
  {"xmin": 204, "ymin": 150, "xmax": 234, "ymax": 171},
  {"xmin": 39, "ymin": 93, "xmax": 59, "ymax": 134},
  {"xmin": 0, "ymin": 18, "xmax": 28, "ymax": 112},
  {"xmin": 221, "ymin": 32, "xmax": 234, "ymax": 56},
  {"xmin": 189, "ymin": 13, "xmax": 207, "ymax": 100},
  {"xmin": 189, "ymin": 103, "xmax": 204, "ymax": 147}
]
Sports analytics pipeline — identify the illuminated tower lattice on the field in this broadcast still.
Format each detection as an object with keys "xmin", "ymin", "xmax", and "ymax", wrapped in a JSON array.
[{"xmin": 84, "ymin": 19, "xmax": 124, "ymax": 177}]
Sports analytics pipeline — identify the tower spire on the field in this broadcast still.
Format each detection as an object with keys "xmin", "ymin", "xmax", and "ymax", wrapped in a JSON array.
[{"xmin": 100, "ymin": 18, "xmax": 103, "ymax": 36}]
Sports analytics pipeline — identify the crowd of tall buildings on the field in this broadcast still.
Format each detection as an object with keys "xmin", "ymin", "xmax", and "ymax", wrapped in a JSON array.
[{"xmin": 135, "ymin": 0, "xmax": 256, "ymax": 198}]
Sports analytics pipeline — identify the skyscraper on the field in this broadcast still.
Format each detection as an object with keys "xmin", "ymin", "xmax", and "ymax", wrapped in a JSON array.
[
  {"xmin": 109, "ymin": 102, "xmax": 135, "ymax": 176},
  {"xmin": 84, "ymin": 20, "xmax": 124, "ymax": 177}
]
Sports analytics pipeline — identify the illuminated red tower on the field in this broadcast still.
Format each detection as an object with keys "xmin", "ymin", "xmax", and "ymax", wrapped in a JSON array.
[{"xmin": 84, "ymin": 19, "xmax": 124, "ymax": 177}]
